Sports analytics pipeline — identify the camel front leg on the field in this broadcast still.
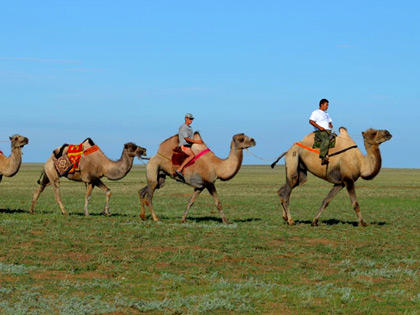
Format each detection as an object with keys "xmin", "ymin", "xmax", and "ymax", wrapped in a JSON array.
[
  {"xmin": 84, "ymin": 183, "xmax": 94, "ymax": 216},
  {"xmin": 345, "ymin": 181, "xmax": 368, "ymax": 226},
  {"xmin": 181, "ymin": 188, "xmax": 203, "ymax": 223},
  {"xmin": 95, "ymin": 180, "xmax": 112, "ymax": 216},
  {"xmin": 206, "ymin": 183, "xmax": 229, "ymax": 224},
  {"xmin": 312, "ymin": 183, "xmax": 344, "ymax": 226}
]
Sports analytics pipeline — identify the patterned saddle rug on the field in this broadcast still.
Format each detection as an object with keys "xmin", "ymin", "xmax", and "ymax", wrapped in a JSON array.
[{"xmin": 55, "ymin": 143, "xmax": 99, "ymax": 176}]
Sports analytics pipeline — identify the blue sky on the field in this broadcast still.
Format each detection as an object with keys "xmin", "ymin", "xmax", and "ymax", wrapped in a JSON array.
[{"xmin": 1, "ymin": 1, "xmax": 418, "ymax": 167}]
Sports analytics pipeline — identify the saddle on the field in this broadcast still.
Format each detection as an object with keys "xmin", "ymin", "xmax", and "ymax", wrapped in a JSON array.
[{"xmin": 54, "ymin": 138, "xmax": 99, "ymax": 176}]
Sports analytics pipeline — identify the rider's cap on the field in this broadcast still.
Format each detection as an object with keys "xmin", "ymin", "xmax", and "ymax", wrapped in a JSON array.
[{"xmin": 185, "ymin": 113, "xmax": 194, "ymax": 119}]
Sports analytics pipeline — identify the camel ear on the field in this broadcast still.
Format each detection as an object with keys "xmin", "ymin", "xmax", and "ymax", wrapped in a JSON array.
[
  {"xmin": 9, "ymin": 136, "xmax": 12, "ymax": 141},
  {"xmin": 124, "ymin": 143, "xmax": 129, "ymax": 149},
  {"xmin": 361, "ymin": 132, "xmax": 365, "ymax": 137}
]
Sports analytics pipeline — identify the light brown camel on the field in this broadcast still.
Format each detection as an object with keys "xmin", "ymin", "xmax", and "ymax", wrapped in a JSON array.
[
  {"xmin": 30, "ymin": 138, "xmax": 146, "ymax": 216},
  {"xmin": 139, "ymin": 132, "xmax": 256, "ymax": 223},
  {"xmin": 0, "ymin": 134, "xmax": 29, "ymax": 182},
  {"xmin": 272, "ymin": 127, "xmax": 392, "ymax": 226}
]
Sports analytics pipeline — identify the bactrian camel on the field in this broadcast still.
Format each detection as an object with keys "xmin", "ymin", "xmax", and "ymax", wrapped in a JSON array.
[
  {"xmin": 31, "ymin": 138, "xmax": 146, "ymax": 216},
  {"xmin": 0, "ymin": 134, "xmax": 29, "ymax": 182},
  {"xmin": 272, "ymin": 127, "xmax": 392, "ymax": 226},
  {"xmin": 139, "ymin": 132, "xmax": 256, "ymax": 223}
]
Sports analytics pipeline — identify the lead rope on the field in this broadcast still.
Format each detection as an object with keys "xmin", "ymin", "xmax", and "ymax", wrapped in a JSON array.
[
  {"xmin": 245, "ymin": 148, "xmax": 275, "ymax": 162},
  {"xmin": 139, "ymin": 156, "xmax": 150, "ymax": 166}
]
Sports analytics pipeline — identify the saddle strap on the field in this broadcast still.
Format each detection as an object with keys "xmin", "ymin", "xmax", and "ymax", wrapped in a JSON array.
[
  {"xmin": 296, "ymin": 142, "xmax": 358, "ymax": 157},
  {"xmin": 327, "ymin": 145, "xmax": 358, "ymax": 157},
  {"xmin": 185, "ymin": 148, "xmax": 211, "ymax": 167}
]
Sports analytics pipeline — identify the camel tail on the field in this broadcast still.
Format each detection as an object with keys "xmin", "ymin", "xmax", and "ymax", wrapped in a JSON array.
[
  {"xmin": 37, "ymin": 171, "xmax": 50, "ymax": 185},
  {"xmin": 270, "ymin": 152, "xmax": 287, "ymax": 168}
]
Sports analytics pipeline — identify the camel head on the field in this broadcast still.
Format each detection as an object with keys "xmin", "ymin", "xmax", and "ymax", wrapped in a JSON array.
[
  {"xmin": 124, "ymin": 142, "xmax": 147, "ymax": 159},
  {"xmin": 9, "ymin": 134, "xmax": 29, "ymax": 149},
  {"xmin": 232, "ymin": 133, "xmax": 256, "ymax": 150},
  {"xmin": 362, "ymin": 129, "xmax": 392, "ymax": 145}
]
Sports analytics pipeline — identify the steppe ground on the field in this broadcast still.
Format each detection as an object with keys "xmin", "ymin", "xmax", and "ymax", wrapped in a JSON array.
[{"xmin": 0, "ymin": 164, "xmax": 418, "ymax": 314}]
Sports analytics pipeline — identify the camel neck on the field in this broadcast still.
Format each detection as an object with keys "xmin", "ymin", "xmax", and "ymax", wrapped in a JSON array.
[
  {"xmin": 0, "ymin": 147, "xmax": 23, "ymax": 177},
  {"xmin": 214, "ymin": 142, "xmax": 243, "ymax": 181},
  {"xmin": 360, "ymin": 142, "xmax": 382, "ymax": 180},
  {"xmin": 103, "ymin": 150, "xmax": 134, "ymax": 180}
]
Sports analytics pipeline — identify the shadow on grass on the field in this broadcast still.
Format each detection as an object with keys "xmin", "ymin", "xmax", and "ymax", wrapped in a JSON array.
[
  {"xmin": 187, "ymin": 216, "xmax": 262, "ymax": 223},
  {"xmin": 0, "ymin": 208, "xmax": 27, "ymax": 214},
  {"xmin": 294, "ymin": 219, "xmax": 386, "ymax": 226},
  {"xmin": 69, "ymin": 212, "xmax": 130, "ymax": 217},
  {"xmin": 0, "ymin": 208, "xmax": 132, "ymax": 217}
]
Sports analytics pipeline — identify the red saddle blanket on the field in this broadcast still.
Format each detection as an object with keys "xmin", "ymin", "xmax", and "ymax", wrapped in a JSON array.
[
  {"xmin": 67, "ymin": 144, "xmax": 99, "ymax": 173},
  {"xmin": 171, "ymin": 147, "xmax": 188, "ymax": 166},
  {"xmin": 171, "ymin": 147, "xmax": 210, "ymax": 168}
]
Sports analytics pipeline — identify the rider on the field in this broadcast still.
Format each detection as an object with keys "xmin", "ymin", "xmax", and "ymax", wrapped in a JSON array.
[
  {"xmin": 176, "ymin": 113, "xmax": 203, "ymax": 179},
  {"xmin": 309, "ymin": 98, "xmax": 333, "ymax": 165}
]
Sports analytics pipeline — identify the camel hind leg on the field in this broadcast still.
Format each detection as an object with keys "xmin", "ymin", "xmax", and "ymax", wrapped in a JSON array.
[
  {"xmin": 30, "ymin": 170, "xmax": 51, "ymax": 214},
  {"xmin": 31, "ymin": 158, "xmax": 67, "ymax": 215},
  {"xmin": 277, "ymin": 150, "xmax": 306, "ymax": 225},
  {"xmin": 138, "ymin": 182, "xmax": 160, "ymax": 221},
  {"xmin": 138, "ymin": 162, "xmax": 165, "ymax": 222}
]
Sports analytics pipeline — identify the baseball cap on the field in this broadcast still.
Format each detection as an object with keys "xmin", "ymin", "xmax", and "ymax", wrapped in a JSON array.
[{"xmin": 185, "ymin": 113, "xmax": 194, "ymax": 119}]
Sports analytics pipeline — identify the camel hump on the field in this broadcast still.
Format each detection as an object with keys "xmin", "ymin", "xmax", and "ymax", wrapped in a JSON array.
[
  {"xmin": 193, "ymin": 131, "xmax": 202, "ymax": 140},
  {"xmin": 338, "ymin": 127, "xmax": 350, "ymax": 137},
  {"xmin": 82, "ymin": 137, "xmax": 95, "ymax": 146},
  {"xmin": 53, "ymin": 144, "xmax": 69, "ymax": 159}
]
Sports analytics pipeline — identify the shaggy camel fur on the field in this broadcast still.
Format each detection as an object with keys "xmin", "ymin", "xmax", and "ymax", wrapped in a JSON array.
[
  {"xmin": 30, "ymin": 139, "xmax": 146, "ymax": 216},
  {"xmin": 273, "ymin": 127, "xmax": 392, "ymax": 226},
  {"xmin": 0, "ymin": 134, "xmax": 29, "ymax": 182},
  {"xmin": 139, "ymin": 132, "xmax": 256, "ymax": 223}
]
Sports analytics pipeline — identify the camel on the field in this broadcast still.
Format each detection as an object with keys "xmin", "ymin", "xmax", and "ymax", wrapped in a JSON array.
[
  {"xmin": 139, "ymin": 132, "xmax": 256, "ymax": 223},
  {"xmin": 272, "ymin": 127, "xmax": 392, "ymax": 226},
  {"xmin": 0, "ymin": 134, "xmax": 29, "ymax": 182},
  {"xmin": 30, "ymin": 138, "xmax": 147, "ymax": 216}
]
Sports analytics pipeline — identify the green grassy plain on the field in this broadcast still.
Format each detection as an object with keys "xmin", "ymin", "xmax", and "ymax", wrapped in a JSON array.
[{"xmin": 0, "ymin": 164, "xmax": 419, "ymax": 314}]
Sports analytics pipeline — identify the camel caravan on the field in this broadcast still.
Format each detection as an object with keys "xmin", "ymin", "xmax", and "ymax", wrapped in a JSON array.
[{"xmin": 1, "ymin": 104, "xmax": 392, "ymax": 226}]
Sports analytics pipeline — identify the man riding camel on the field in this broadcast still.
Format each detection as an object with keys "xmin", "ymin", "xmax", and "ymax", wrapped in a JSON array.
[
  {"xmin": 309, "ymin": 98, "xmax": 333, "ymax": 165},
  {"xmin": 176, "ymin": 113, "xmax": 203, "ymax": 180}
]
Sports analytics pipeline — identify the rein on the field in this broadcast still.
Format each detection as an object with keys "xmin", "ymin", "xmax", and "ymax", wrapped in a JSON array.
[{"xmin": 245, "ymin": 148, "xmax": 274, "ymax": 162}]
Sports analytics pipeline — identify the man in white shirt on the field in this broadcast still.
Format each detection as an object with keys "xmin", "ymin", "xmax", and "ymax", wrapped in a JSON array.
[{"xmin": 309, "ymin": 99, "xmax": 333, "ymax": 164}]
